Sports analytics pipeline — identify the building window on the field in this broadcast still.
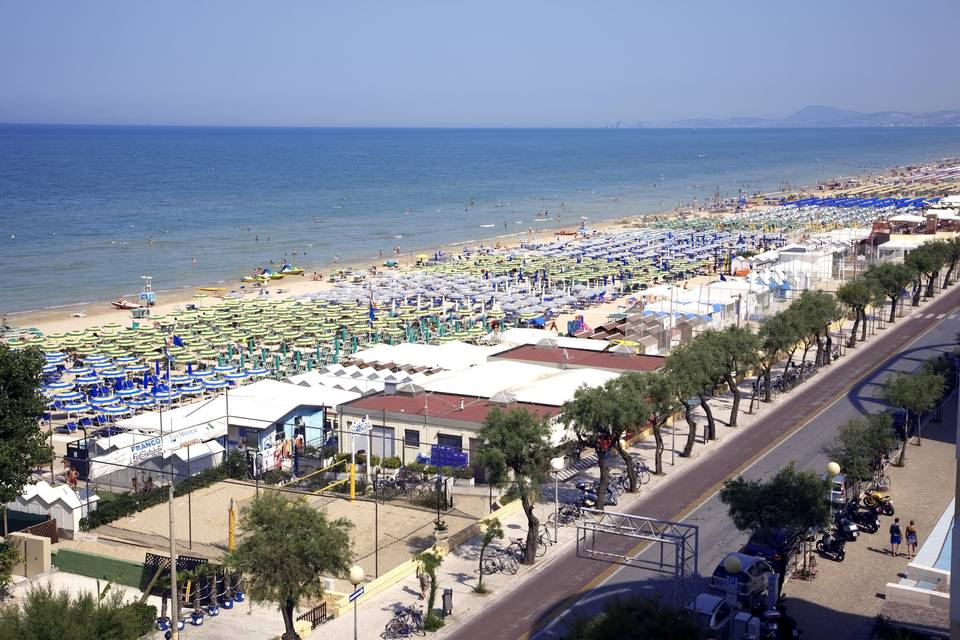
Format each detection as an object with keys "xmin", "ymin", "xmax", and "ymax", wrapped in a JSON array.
[{"xmin": 404, "ymin": 429, "xmax": 420, "ymax": 447}]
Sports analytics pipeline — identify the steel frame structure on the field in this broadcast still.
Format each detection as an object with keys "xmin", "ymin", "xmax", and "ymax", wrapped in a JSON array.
[{"xmin": 576, "ymin": 508, "xmax": 699, "ymax": 606}]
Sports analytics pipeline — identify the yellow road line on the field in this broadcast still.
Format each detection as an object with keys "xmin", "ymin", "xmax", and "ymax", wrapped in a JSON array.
[{"xmin": 518, "ymin": 298, "xmax": 959, "ymax": 640}]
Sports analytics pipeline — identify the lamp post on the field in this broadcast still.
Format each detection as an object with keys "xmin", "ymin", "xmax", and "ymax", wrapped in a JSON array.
[
  {"xmin": 549, "ymin": 457, "xmax": 565, "ymax": 544},
  {"xmin": 826, "ymin": 461, "xmax": 841, "ymax": 518},
  {"xmin": 349, "ymin": 564, "xmax": 365, "ymax": 640}
]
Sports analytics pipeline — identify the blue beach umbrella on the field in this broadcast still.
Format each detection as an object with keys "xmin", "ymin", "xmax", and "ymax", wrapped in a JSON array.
[
  {"xmin": 90, "ymin": 396, "xmax": 121, "ymax": 407},
  {"xmin": 116, "ymin": 388, "xmax": 145, "ymax": 398},
  {"xmin": 191, "ymin": 370, "xmax": 214, "ymax": 379},
  {"xmin": 67, "ymin": 366, "xmax": 94, "ymax": 376},
  {"xmin": 127, "ymin": 398, "xmax": 155, "ymax": 409},
  {"xmin": 55, "ymin": 391, "xmax": 84, "ymax": 402},
  {"xmin": 203, "ymin": 379, "xmax": 229, "ymax": 390},
  {"xmin": 100, "ymin": 369, "xmax": 126, "ymax": 379},
  {"xmin": 124, "ymin": 364, "xmax": 149, "ymax": 373},
  {"xmin": 168, "ymin": 375, "xmax": 193, "ymax": 385},
  {"xmin": 179, "ymin": 384, "xmax": 205, "ymax": 395},
  {"xmin": 75, "ymin": 375, "xmax": 101, "ymax": 385},
  {"xmin": 98, "ymin": 404, "xmax": 131, "ymax": 417}
]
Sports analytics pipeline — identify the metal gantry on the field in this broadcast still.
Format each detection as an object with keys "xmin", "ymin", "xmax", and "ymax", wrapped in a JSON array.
[{"xmin": 576, "ymin": 508, "xmax": 699, "ymax": 606}]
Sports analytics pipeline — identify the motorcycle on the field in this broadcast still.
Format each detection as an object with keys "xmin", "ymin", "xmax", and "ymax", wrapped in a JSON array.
[
  {"xmin": 862, "ymin": 490, "xmax": 895, "ymax": 516},
  {"xmin": 834, "ymin": 510, "xmax": 859, "ymax": 541},
  {"xmin": 576, "ymin": 481, "xmax": 618, "ymax": 507},
  {"xmin": 845, "ymin": 499, "xmax": 880, "ymax": 534},
  {"xmin": 815, "ymin": 530, "xmax": 846, "ymax": 562}
]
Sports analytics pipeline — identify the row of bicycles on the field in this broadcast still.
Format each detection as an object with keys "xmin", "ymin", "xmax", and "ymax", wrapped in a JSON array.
[
  {"xmin": 480, "ymin": 525, "xmax": 555, "ymax": 575},
  {"xmin": 372, "ymin": 468, "xmax": 437, "ymax": 500},
  {"xmin": 755, "ymin": 361, "xmax": 820, "ymax": 399}
]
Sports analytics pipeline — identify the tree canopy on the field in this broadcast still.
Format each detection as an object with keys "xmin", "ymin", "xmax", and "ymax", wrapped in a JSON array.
[
  {"xmin": 865, "ymin": 262, "xmax": 916, "ymax": 323},
  {"xmin": 826, "ymin": 413, "xmax": 897, "ymax": 485},
  {"xmin": 720, "ymin": 464, "xmax": 830, "ymax": 541},
  {"xmin": 479, "ymin": 407, "xmax": 553, "ymax": 563},
  {"xmin": 0, "ymin": 345, "xmax": 52, "ymax": 508},
  {"xmin": 836, "ymin": 277, "xmax": 875, "ymax": 347},
  {"xmin": 227, "ymin": 491, "xmax": 352, "ymax": 639},
  {"xmin": 882, "ymin": 369, "xmax": 946, "ymax": 459},
  {"xmin": 707, "ymin": 327, "xmax": 760, "ymax": 427},
  {"xmin": 564, "ymin": 593, "xmax": 705, "ymax": 640}
]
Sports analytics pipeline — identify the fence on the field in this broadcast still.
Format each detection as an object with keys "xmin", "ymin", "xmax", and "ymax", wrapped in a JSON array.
[{"xmin": 296, "ymin": 602, "xmax": 329, "ymax": 629}]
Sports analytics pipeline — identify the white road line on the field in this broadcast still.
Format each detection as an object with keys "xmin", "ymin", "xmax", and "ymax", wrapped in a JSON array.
[
  {"xmin": 949, "ymin": 314, "xmax": 957, "ymax": 320},
  {"xmin": 937, "ymin": 314, "xmax": 946, "ymax": 319}
]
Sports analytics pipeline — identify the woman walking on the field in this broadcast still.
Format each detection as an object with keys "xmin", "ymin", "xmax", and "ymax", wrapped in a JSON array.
[{"xmin": 906, "ymin": 520, "xmax": 919, "ymax": 559}]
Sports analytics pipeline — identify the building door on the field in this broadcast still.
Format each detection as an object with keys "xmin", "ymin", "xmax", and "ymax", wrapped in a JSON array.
[{"xmin": 371, "ymin": 426, "xmax": 395, "ymax": 459}]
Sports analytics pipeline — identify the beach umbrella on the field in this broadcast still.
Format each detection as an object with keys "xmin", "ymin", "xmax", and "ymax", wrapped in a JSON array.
[
  {"xmin": 127, "ymin": 398, "xmax": 155, "ymax": 409},
  {"xmin": 203, "ymin": 379, "xmax": 229, "ymax": 390},
  {"xmin": 84, "ymin": 354, "xmax": 108, "ymax": 363},
  {"xmin": 116, "ymin": 388, "xmax": 145, "ymax": 398},
  {"xmin": 66, "ymin": 366, "xmax": 94, "ymax": 376},
  {"xmin": 55, "ymin": 391, "xmax": 84, "ymax": 402},
  {"xmin": 100, "ymin": 369, "xmax": 126, "ymax": 379},
  {"xmin": 90, "ymin": 362, "xmax": 113, "ymax": 371},
  {"xmin": 167, "ymin": 374, "xmax": 192, "ymax": 385},
  {"xmin": 98, "ymin": 404, "xmax": 131, "ymax": 417},
  {"xmin": 246, "ymin": 368, "xmax": 268, "ymax": 377},
  {"xmin": 124, "ymin": 364, "xmax": 149, "ymax": 374},
  {"xmin": 190, "ymin": 369, "xmax": 214, "ymax": 379},
  {"xmin": 114, "ymin": 356, "xmax": 138, "ymax": 365},
  {"xmin": 213, "ymin": 364, "xmax": 236, "ymax": 374},
  {"xmin": 224, "ymin": 371, "xmax": 248, "ymax": 382},
  {"xmin": 152, "ymin": 388, "xmax": 181, "ymax": 402},
  {"xmin": 75, "ymin": 375, "xmax": 100, "ymax": 385},
  {"xmin": 62, "ymin": 402, "xmax": 92, "ymax": 414},
  {"xmin": 180, "ymin": 384, "xmax": 205, "ymax": 395},
  {"xmin": 41, "ymin": 364, "xmax": 61, "ymax": 374},
  {"xmin": 90, "ymin": 396, "xmax": 121, "ymax": 407}
]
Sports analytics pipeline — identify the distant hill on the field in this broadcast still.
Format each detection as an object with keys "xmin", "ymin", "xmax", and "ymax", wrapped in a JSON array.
[{"xmin": 642, "ymin": 106, "xmax": 960, "ymax": 128}]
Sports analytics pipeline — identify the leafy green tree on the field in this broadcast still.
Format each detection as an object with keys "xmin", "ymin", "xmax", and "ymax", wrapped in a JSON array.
[
  {"xmin": 417, "ymin": 549, "xmax": 444, "ymax": 630},
  {"xmin": 0, "ymin": 543, "xmax": 20, "ymax": 598},
  {"xmin": 478, "ymin": 407, "xmax": 553, "ymax": 562},
  {"xmin": 865, "ymin": 262, "xmax": 916, "ymax": 323},
  {"xmin": 836, "ymin": 278, "xmax": 873, "ymax": 348},
  {"xmin": 941, "ymin": 237, "xmax": 960, "ymax": 288},
  {"xmin": 475, "ymin": 517, "xmax": 503, "ymax": 593},
  {"xmin": 719, "ymin": 463, "xmax": 830, "ymax": 594},
  {"xmin": 755, "ymin": 313, "xmax": 800, "ymax": 403},
  {"xmin": 0, "ymin": 582, "xmax": 156, "ymax": 640},
  {"xmin": 685, "ymin": 334, "xmax": 726, "ymax": 441},
  {"xmin": 709, "ymin": 326, "xmax": 760, "ymax": 427},
  {"xmin": 883, "ymin": 370, "xmax": 946, "ymax": 463},
  {"xmin": 0, "ymin": 345, "xmax": 52, "ymax": 534},
  {"xmin": 619, "ymin": 372, "xmax": 676, "ymax": 476},
  {"xmin": 227, "ymin": 491, "xmax": 352, "ymax": 640},
  {"xmin": 826, "ymin": 414, "xmax": 897, "ymax": 489},
  {"xmin": 564, "ymin": 593, "xmax": 705, "ymax": 640},
  {"xmin": 665, "ymin": 342, "xmax": 712, "ymax": 456}
]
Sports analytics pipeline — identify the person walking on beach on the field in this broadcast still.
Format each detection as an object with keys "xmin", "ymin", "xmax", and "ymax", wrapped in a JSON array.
[
  {"xmin": 906, "ymin": 520, "xmax": 919, "ymax": 558},
  {"xmin": 890, "ymin": 517, "xmax": 902, "ymax": 556}
]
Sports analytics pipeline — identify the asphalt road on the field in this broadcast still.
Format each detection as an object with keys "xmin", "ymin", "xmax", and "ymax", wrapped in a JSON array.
[{"xmin": 450, "ymin": 287, "xmax": 960, "ymax": 640}]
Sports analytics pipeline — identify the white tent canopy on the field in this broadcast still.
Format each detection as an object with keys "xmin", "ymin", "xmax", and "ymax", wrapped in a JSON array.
[
  {"xmin": 888, "ymin": 213, "xmax": 926, "ymax": 223},
  {"xmin": 494, "ymin": 328, "xmax": 609, "ymax": 352}
]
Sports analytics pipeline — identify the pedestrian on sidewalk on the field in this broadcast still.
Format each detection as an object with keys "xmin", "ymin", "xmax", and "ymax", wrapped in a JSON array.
[
  {"xmin": 906, "ymin": 520, "xmax": 919, "ymax": 559},
  {"xmin": 890, "ymin": 517, "xmax": 902, "ymax": 556},
  {"xmin": 417, "ymin": 565, "xmax": 430, "ymax": 601}
]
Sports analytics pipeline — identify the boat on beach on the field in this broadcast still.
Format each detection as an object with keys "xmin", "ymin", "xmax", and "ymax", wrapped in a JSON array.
[{"xmin": 110, "ymin": 275, "xmax": 156, "ymax": 311}]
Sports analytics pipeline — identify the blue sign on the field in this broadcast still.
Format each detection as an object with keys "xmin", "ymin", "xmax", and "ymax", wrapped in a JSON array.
[{"xmin": 349, "ymin": 586, "xmax": 364, "ymax": 603}]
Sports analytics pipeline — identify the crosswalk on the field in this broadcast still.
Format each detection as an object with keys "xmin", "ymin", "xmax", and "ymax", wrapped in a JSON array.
[{"xmin": 915, "ymin": 313, "xmax": 956, "ymax": 320}]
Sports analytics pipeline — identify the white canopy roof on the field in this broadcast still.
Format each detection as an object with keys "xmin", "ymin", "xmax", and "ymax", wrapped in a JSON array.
[
  {"xmin": 888, "ymin": 213, "xmax": 926, "ymax": 223},
  {"xmin": 423, "ymin": 360, "xmax": 558, "ymax": 397},
  {"xmin": 350, "ymin": 341, "xmax": 507, "ymax": 370},
  {"xmin": 511, "ymin": 368, "xmax": 619, "ymax": 406},
  {"xmin": 495, "ymin": 328, "xmax": 609, "ymax": 352}
]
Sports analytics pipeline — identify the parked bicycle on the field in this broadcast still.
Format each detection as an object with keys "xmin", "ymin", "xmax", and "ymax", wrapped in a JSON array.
[
  {"xmin": 480, "ymin": 548, "xmax": 519, "ymax": 575},
  {"xmin": 507, "ymin": 535, "xmax": 546, "ymax": 560},
  {"xmin": 383, "ymin": 605, "xmax": 425, "ymax": 638},
  {"xmin": 547, "ymin": 502, "xmax": 582, "ymax": 527}
]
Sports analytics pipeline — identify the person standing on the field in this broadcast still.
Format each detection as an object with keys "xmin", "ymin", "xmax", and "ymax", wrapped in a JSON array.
[
  {"xmin": 417, "ymin": 564, "xmax": 430, "ymax": 601},
  {"xmin": 890, "ymin": 517, "xmax": 902, "ymax": 557},
  {"xmin": 906, "ymin": 520, "xmax": 919, "ymax": 559}
]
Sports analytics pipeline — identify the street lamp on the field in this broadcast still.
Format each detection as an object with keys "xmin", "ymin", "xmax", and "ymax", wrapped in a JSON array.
[
  {"xmin": 722, "ymin": 554, "xmax": 742, "ymax": 605},
  {"xmin": 826, "ymin": 461, "xmax": 841, "ymax": 517},
  {"xmin": 549, "ymin": 457, "xmax": 565, "ymax": 544},
  {"xmin": 349, "ymin": 564, "xmax": 365, "ymax": 640}
]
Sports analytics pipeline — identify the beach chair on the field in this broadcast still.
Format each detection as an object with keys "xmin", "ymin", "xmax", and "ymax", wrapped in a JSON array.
[
  {"xmin": 79, "ymin": 417, "xmax": 93, "ymax": 429},
  {"xmin": 66, "ymin": 422, "xmax": 78, "ymax": 433}
]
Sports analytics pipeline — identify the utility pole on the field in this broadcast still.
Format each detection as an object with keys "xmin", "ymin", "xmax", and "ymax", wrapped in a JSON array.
[{"xmin": 169, "ymin": 479, "xmax": 179, "ymax": 640}]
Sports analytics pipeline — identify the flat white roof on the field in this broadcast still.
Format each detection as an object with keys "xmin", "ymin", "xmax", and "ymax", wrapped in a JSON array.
[
  {"xmin": 350, "ymin": 340, "xmax": 508, "ymax": 370},
  {"xmin": 495, "ymin": 328, "xmax": 609, "ymax": 352},
  {"xmin": 422, "ymin": 360, "xmax": 558, "ymax": 398},
  {"xmin": 511, "ymin": 368, "xmax": 619, "ymax": 406}
]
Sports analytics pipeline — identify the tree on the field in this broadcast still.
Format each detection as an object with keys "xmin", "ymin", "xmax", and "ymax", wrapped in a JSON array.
[
  {"xmin": 619, "ymin": 372, "xmax": 677, "ymax": 476},
  {"xmin": 755, "ymin": 313, "xmax": 800, "ymax": 403},
  {"xmin": 0, "ymin": 543, "xmax": 20, "ymax": 598},
  {"xmin": 478, "ymin": 407, "xmax": 553, "ymax": 562},
  {"xmin": 709, "ymin": 326, "xmax": 760, "ymax": 427},
  {"xmin": 227, "ymin": 491, "xmax": 352, "ymax": 640},
  {"xmin": 665, "ymin": 342, "xmax": 712, "ymax": 456},
  {"xmin": 475, "ymin": 517, "xmax": 503, "ymax": 593},
  {"xmin": 564, "ymin": 593, "xmax": 705, "ymax": 640},
  {"xmin": 0, "ymin": 582, "xmax": 156, "ymax": 640},
  {"xmin": 905, "ymin": 241, "xmax": 948, "ymax": 302},
  {"xmin": 865, "ymin": 262, "xmax": 916, "ymax": 323},
  {"xmin": 941, "ymin": 237, "xmax": 960, "ymax": 288},
  {"xmin": 417, "ymin": 549, "xmax": 445, "ymax": 630},
  {"xmin": 836, "ymin": 278, "xmax": 873, "ymax": 348},
  {"xmin": 793, "ymin": 290, "xmax": 839, "ymax": 367},
  {"xmin": 0, "ymin": 345, "xmax": 52, "ymax": 534},
  {"xmin": 719, "ymin": 464, "xmax": 830, "ymax": 594},
  {"xmin": 883, "ymin": 370, "xmax": 946, "ymax": 463},
  {"xmin": 826, "ymin": 414, "xmax": 897, "ymax": 490},
  {"xmin": 685, "ymin": 334, "xmax": 726, "ymax": 441}
]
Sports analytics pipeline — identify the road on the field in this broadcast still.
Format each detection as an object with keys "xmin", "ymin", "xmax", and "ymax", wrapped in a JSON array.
[{"xmin": 450, "ymin": 287, "xmax": 960, "ymax": 640}]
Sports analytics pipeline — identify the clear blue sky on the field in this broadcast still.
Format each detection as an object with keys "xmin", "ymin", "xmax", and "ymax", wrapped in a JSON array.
[{"xmin": 1, "ymin": 0, "xmax": 958, "ymax": 127}]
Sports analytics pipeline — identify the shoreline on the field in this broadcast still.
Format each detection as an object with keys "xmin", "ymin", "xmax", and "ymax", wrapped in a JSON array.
[{"xmin": 6, "ymin": 154, "xmax": 957, "ymax": 336}]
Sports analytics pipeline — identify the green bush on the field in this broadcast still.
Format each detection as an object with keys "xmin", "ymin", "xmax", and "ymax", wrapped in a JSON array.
[
  {"xmin": 125, "ymin": 601, "xmax": 157, "ymax": 636},
  {"xmin": 0, "ymin": 544, "xmax": 20, "ymax": 597},
  {"xmin": 259, "ymin": 469, "xmax": 292, "ymax": 485},
  {"xmin": 453, "ymin": 467, "xmax": 473, "ymax": 480},
  {"xmin": 381, "ymin": 456, "xmax": 402, "ymax": 469},
  {"xmin": 440, "ymin": 465, "xmax": 455, "ymax": 477},
  {"xmin": 405, "ymin": 462, "xmax": 425, "ymax": 474}
]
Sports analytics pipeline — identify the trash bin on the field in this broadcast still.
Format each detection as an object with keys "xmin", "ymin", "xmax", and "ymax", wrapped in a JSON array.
[{"xmin": 441, "ymin": 588, "xmax": 453, "ymax": 617}]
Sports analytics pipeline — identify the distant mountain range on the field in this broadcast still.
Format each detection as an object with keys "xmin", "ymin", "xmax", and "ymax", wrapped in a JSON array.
[{"xmin": 636, "ymin": 105, "xmax": 960, "ymax": 128}]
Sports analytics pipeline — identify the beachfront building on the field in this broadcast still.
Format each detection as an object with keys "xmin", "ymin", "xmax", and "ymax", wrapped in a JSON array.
[
  {"xmin": 338, "ymin": 347, "xmax": 664, "ymax": 475},
  {"xmin": 73, "ymin": 379, "xmax": 358, "ymax": 486}
]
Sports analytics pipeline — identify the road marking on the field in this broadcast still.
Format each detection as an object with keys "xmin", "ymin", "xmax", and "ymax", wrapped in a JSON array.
[
  {"xmin": 520, "ymin": 298, "xmax": 960, "ymax": 640},
  {"xmin": 950, "ymin": 314, "xmax": 957, "ymax": 320},
  {"xmin": 937, "ymin": 314, "xmax": 946, "ymax": 319}
]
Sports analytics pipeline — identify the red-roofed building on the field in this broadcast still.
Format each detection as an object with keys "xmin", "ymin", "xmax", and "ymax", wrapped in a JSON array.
[
  {"xmin": 338, "ymin": 390, "xmax": 560, "ymax": 471},
  {"xmin": 489, "ymin": 344, "xmax": 665, "ymax": 373}
]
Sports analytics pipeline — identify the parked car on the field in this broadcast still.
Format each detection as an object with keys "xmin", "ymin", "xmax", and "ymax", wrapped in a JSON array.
[
  {"xmin": 709, "ymin": 553, "xmax": 773, "ymax": 607},
  {"xmin": 739, "ymin": 527, "xmax": 814, "ymax": 577},
  {"xmin": 686, "ymin": 593, "xmax": 734, "ymax": 638}
]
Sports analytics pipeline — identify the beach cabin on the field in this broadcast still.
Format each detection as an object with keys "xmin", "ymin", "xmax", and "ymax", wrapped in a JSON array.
[{"xmin": 5, "ymin": 480, "xmax": 99, "ymax": 539}]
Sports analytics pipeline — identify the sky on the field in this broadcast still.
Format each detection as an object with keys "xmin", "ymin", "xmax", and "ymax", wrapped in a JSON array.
[{"xmin": 1, "ymin": 0, "xmax": 959, "ymax": 128}]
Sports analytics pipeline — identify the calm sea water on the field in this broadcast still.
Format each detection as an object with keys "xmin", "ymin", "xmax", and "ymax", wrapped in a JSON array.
[{"xmin": 2, "ymin": 125, "xmax": 959, "ymax": 313}]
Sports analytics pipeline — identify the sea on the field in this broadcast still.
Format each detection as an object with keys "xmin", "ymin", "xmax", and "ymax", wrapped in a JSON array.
[{"xmin": 2, "ymin": 125, "xmax": 960, "ymax": 313}]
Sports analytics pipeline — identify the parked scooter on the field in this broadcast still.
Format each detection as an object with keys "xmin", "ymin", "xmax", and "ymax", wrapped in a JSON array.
[
  {"xmin": 845, "ymin": 498, "xmax": 880, "ymax": 534},
  {"xmin": 815, "ymin": 530, "xmax": 846, "ymax": 562},
  {"xmin": 862, "ymin": 489, "xmax": 895, "ymax": 516},
  {"xmin": 834, "ymin": 509, "xmax": 859, "ymax": 541},
  {"xmin": 576, "ymin": 481, "xmax": 618, "ymax": 507}
]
